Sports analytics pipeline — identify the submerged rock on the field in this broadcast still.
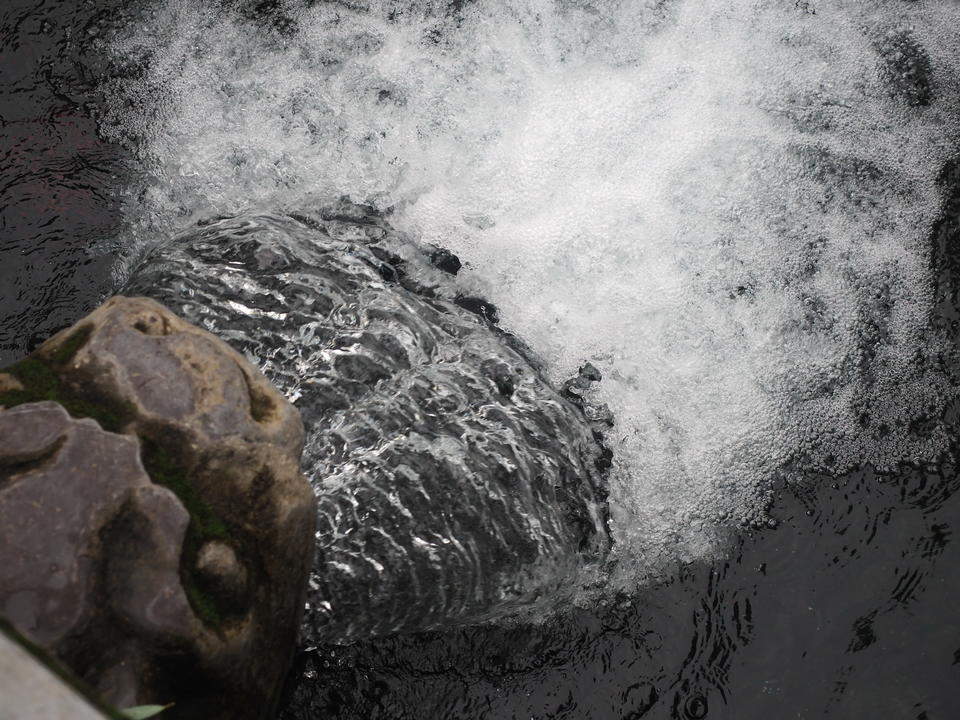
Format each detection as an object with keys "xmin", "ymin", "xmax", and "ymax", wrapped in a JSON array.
[
  {"xmin": 0, "ymin": 297, "xmax": 315, "ymax": 720},
  {"xmin": 123, "ymin": 199, "xmax": 611, "ymax": 644}
]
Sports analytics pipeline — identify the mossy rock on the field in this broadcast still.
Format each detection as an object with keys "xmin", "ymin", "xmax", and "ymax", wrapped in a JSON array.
[{"xmin": 0, "ymin": 297, "xmax": 315, "ymax": 720}]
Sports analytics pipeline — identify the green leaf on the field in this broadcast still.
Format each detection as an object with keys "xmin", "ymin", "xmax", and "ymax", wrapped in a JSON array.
[{"xmin": 119, "ymin": 704, "xmax": 173, "ymax": 719}]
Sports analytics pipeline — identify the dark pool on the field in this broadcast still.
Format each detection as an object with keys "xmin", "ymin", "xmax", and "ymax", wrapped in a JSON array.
[{"xmin": 2, "ymin": 2, "xmax": 959, "ymax": 718}]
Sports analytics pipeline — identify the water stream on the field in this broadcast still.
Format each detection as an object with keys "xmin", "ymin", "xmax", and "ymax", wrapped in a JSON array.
[{"xmin": 3, "ymin": 0, "xmax": 960, "ymax": 717}]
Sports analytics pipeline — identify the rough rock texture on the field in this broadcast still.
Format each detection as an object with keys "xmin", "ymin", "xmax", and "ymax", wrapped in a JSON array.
[
  {"xmin": 123, "ymin": 199, "xmax": 612, "ymax": 644},
  {"xmin": 0, "ymin": 297, "xmax": 315, "ymax": 720}
]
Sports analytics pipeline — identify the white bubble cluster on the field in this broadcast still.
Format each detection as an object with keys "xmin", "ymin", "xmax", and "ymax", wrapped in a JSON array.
[{"xmin": 102, "ymin": 0, "xmax": 960, "ymax": 585}]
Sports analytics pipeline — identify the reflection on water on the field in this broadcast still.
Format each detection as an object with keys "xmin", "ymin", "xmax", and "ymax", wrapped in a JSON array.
[
  {"xmin": 1, "ymin": 1, "xmax": 959, "ymax": 718},
  {"xmin": 281, "ymin": 460, "xmax": 960, "ymax": 719}
]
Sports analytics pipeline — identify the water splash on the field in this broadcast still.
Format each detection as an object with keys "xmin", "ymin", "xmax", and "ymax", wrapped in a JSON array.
[{"xmin": 102, "ymin": 0, "xmax": 960, "ymax": 585}]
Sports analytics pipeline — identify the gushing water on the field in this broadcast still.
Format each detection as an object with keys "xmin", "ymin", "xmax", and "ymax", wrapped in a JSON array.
[{"xmin": 102, "ymin": 0, "xmax": 960, "ymax": 586}]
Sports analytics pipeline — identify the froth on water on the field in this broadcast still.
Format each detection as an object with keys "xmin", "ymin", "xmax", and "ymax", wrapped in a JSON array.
[{"xmin": 101, "ymin": 0, "xmax": 960, "ymax": 586}]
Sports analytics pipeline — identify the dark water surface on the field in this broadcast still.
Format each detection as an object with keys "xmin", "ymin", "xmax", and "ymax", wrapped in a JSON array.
[
  {"xmin": 2, "ymin": 2, "xmax": 959, "ymax": 719},
  {"xmin": 0, "ymin": 0, "xmax": 135, "ymax": 363},
  {"xmin": 278, "ymin": 462, "xmax": 960, "ymax": 719}
]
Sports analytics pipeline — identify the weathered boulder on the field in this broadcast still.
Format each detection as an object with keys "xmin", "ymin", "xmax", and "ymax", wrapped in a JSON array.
[
  {"xmin": 0, "ymin": 296, "xmax": 315, "ymax": 719},
  {"xmin": 123, "ymin": 200, "xmax": 612, "ymax": 645}
]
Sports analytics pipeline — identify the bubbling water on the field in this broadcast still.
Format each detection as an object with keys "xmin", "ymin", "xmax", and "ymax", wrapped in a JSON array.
[{"xmin": 101, "ymin": 0, "xmax": 960, "ymax": 585}]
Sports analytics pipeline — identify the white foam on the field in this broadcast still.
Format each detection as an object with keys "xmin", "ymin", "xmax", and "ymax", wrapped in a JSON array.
[{"xmin": 103, "ymin": 0, "xmax": 960, "ymax": 584}]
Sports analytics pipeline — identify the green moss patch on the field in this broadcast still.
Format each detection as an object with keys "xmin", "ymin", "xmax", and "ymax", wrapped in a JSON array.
[
  {"xmin": 140, "ymin": 439, "xmax": 233, "ymax": 627},
  {"xmin": 0, "ymin": 326, "xmax": 131, "ymax": 433},
  {"xmin": 140, "ymin": 440, "xmax": 229, "ymax": 541},
  {"xmin": 51, "ymin": 324, "xmax": 93, "ymax": 365},
  {"xmin": 183, "ymin": 580, "xmax": 223, "ymax": 628}
]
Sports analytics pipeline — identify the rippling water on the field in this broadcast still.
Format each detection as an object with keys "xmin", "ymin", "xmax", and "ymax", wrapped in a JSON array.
[
  {"xmin": 122, "ymin": 208, "xmax": 612, "ymax": 643},
  {"xmin": 2, "ymin": 0, "xmax": 960, "ymax": 718},
  {"xmin": 98, "ymin": 0, "xmax": 960, "ymax": 582}
]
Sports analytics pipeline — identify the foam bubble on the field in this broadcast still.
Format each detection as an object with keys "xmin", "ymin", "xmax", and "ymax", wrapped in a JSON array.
[{"xmin": 102, "ymin": 0, "xmax": 960, "ymax": 584}]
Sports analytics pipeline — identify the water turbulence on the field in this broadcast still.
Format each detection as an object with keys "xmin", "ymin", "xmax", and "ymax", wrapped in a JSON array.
[
  {"xmin": 104, "ymin": 0, "xmax": 960, "ymax": 606},
  {"xmin": 124, "ymin": 203, "xmax": 611, "ymax": 642}
]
